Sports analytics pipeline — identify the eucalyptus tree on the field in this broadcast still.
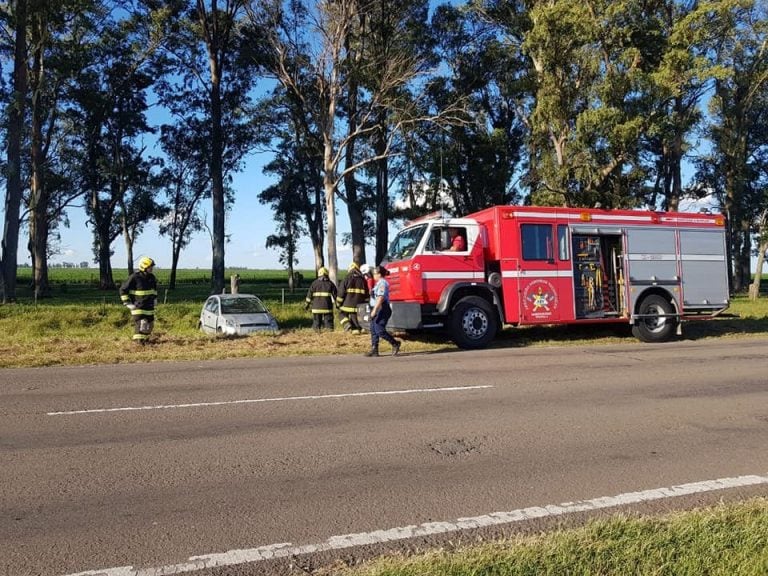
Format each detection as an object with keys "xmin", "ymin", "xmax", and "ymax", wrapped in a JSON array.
[
  {"xmin": 260, "ymin": 149, "xmax": 310, "ymax": 291},
  {"xmin": 697, "ymin": 0, "xmax": 768, "ymax": 292},
  {"xmin": 341, "ymin": 0, "xmax": 436, "ymax": 265},
  {"xmin": 0, "ymin": 0, "xmax": 27, "ymax": 302},
  {"xmin": 520, "ymin": 0, "xmax": 677, "ymax": 207},
  {"xmin": 256, "ymin": 89, "xmax": 325, "ymax": 276},
  {"xmin": 159, "ymin": 0, "xmax": 258, "ymax": 294},
  {"xmin": 24, "ymin": 0, "xmax": 105, "ymax": 297},
  {"xmin": 247, "ymin": 0, "xmax": 461, "ymax": 284},
  {"xmin": 67, "ymin": 2, "xmax": 167, "ymax": 289},
  {"xmin": 642, "ymin": 0, "xmax": 712, "ymax": 211},
  {"xmin": 156, "ymin": 122, "xmax": 210, "ymax": 290},
  {"xmin": 412, "ymin": 2, "xmax": 527, "ymax": 219}
]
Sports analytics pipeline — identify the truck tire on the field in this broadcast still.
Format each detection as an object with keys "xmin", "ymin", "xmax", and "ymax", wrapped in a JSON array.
[
  {"xmin": 631, "ymin": 294, "xmax": 677, "ymax": 343},
  {"xmin": 450, "ymin": 296, "xmax": 498, "ymax": 350}
]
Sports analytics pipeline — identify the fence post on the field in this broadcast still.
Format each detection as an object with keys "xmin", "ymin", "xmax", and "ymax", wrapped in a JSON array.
[{"xmin": 231, "ymin": 274, "xmax": 240, "ymax": 294}]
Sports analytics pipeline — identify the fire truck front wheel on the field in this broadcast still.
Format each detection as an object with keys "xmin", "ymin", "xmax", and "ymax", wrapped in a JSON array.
[
  {"xmin": 631, "ymin": 294, "xmax": 677, "ymax": 343},
  {"xmin": 450, "ymin": 296, "xmax": 498, "ymax": 350}
]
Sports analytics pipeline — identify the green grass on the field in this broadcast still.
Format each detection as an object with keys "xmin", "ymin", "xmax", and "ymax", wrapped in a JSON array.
[
  {"xmin": 332, "ymin": 499, "xmax": 768, "ymax": 576},
  {"xmin": 0, "ymin": 268, "xmax": 767, "ymax": 368}
]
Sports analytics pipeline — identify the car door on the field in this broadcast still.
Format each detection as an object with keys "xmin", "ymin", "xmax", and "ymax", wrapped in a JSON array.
[{"xmin": 201, "ymin": 297, "xmax": 220, "ymax": 332}]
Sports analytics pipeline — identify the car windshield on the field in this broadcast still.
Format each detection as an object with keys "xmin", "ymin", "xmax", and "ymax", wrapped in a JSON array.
[
  {"xmin": 220, "ymin": 297, "xmax": 267, "ymax": 314},
  {"xmin": 386, "ymin": 224, "xmax": 427, "ymax": 261}
]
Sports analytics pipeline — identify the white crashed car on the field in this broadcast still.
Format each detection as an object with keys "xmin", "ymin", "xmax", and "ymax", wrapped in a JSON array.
[{"xmin": 199, "ymin": 294, "xmax": 279, "ymax": 335}]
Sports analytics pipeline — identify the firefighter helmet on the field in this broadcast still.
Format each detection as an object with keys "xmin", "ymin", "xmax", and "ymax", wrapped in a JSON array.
[
  {"xmin": 360, "ymin": 263, "xmax": 371, "ymax": 275},
  {"xmin": 138, "ymin": 256, "xmax": 155, "ymax": 271},
  {"xmin": 317, "ymin": 266, "xmax": 328, "ymax": 277},
  {"xmin": 348, "ymin": 262, "xmax": 359, "ymax": 271}
]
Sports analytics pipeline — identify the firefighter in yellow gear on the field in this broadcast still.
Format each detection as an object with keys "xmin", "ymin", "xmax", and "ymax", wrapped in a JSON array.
[
  {"xmin": 336, "ymin": 262, "xmax": 369, "ymax": 333},
  {"xmin": 305, "ymin": 266, "xmax": 337, "ymax": 332},
  {"xmin": 119, "ymin": 256, "xmax": 158, "ymax": 344}
]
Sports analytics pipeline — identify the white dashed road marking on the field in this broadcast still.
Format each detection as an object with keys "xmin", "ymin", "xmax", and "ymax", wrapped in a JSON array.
[
  {"xmin": 46, "ymin": 385, "xmax": 494, "ymax": 416},
  {"xmin": 63, "ymin": 473, "xmax": 768, "ymax": 576}
]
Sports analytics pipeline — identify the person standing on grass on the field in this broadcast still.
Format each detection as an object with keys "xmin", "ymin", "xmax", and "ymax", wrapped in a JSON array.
[
  {"xmin": 305, "ymin": 266, "xmax": 337, "ymax": 332},
  {"xmin": 119, "ymin": 256, "xmax": 158, "ymax": 345},
  {"xmin": 336, "ymin": 262, "xmax": 369, "ymax": 334},
  {"xmin": 365, "ymin": 265, "xmax": 401, "ymax": 357}
]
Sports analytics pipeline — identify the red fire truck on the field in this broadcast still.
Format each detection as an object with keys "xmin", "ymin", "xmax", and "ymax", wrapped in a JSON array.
[{"xmin": 370, "ymin": 205, "xmax": 730, "ymax": 349}]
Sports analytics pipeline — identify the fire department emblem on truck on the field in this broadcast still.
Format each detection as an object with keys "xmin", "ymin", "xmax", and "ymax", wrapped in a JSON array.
[{"xmin": 523, "ymin": 280, "xmax": 558, "ymax": 318}]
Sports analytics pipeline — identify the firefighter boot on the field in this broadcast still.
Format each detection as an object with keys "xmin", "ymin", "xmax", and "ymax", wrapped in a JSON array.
[
  {"xmin": 391, "ymin": 340, "xmax": 401, "ymax": 356},
  {"xmin": 364, "ymin": 346, "xmax": 379, "ymax": 357}
]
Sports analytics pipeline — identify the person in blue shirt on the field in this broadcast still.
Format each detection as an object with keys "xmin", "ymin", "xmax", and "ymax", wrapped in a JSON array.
[{"xmin": 365, "ymin": 265, "xmax": 401, "ymax": 357}]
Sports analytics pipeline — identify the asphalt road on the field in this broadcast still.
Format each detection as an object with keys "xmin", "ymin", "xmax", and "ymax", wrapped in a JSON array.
[{"xmin": 2, "ymin": 337, "xmax": 768, "ymax": 576}]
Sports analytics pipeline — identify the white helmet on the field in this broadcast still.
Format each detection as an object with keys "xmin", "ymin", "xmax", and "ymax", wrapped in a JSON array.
[{"xmin": 360, "ymin": 263, "xmax": 371, "ymax": 275}]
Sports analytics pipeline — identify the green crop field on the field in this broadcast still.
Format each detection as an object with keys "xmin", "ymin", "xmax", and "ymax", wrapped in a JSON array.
[{"xmin": 13, "ymin": 267, "xmax": 313, "ymax": 305}]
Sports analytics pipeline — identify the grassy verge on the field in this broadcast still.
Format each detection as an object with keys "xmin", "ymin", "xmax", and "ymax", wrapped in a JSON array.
[
  {"xmin": 1, "ymin": 269, "xmax": 767, "ymax": 368},
  {"xmin": 332, "ymin": 498, "xmax": 768, "ymax": 576}
]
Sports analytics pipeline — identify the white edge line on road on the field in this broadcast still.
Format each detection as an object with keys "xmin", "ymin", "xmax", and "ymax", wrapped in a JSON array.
[
  {"xmin": 62, "ymin": 473, "xmax": 768, "ymax": 576},
  {"xmin": 46, "ymin": 385, "xmax": 494, "ymax": 416}
]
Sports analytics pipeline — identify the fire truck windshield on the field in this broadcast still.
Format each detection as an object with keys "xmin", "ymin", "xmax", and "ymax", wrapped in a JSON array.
[{"xmin": 386, "ymin": 223, "xmax": 427, "ymax": 261}]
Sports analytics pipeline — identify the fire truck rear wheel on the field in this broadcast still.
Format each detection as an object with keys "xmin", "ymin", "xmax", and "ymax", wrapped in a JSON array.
[
  {"xmin": 631, "ymin": 294, "xmax": 677, "ymax": 343},
  {"xmin": 450, "ymin": 296, "xmax": 498, "ymax": 350}
]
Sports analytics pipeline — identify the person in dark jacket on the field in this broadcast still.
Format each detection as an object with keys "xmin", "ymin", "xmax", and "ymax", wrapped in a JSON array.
[
  {"xmin": 336, "ymin": 262, "xmax": 369, "ymax": 334},
  {"xmin": 119, "ymin": 256, "xmax": 158, "ymax": 344},
  {"xmin": 305, "ymin": 266, "xmax": 337, "ymax": 332}
]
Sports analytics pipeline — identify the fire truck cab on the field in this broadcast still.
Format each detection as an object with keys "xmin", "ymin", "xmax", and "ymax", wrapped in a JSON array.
[{"xmin": 375, "ymin": 206, "xmax": 729, "ymax": 349}]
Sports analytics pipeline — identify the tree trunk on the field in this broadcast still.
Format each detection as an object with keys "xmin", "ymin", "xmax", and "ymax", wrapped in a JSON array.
[
  {"xmin": 29, "ymin": 195, "xmax": 50, "ymax": 299},
  {"xmin": 170, "ymin": 241, "xmax": 181, "ymax": 290},
  {"xmin": 96, "ymin": 231, "xmax": 115, "ymax": 291},
  {"xmin": 29, "ymin": 13, "xmax": 50, "ymax": 299},
  {"xmin": 748, "ymin": 245, "xmax": 766, "ymax": 300},
  {"xmin": 210, "ymin": 73, "xmax": 226, "ymax": 294},
  {"xmin": 1, "ymin": 0, "xmax": 28, "ymax": 303},
  {"xmin": 374, "ymin": 119, "xmax": 389, "ymax": 265},
  {"xmin": 343, "ymin": 67, "xmax": 366, "ymax": 266},
  {"xmin": 344, "ymin": 149, "xmax": 366, "ymax": 266},
  {"xmin": 324, "ymin": 168, "xmax": 338, "ymax": 287},
  {"xmin": 121, "ymin": 202, "xmax": 135, "ymax": 275},
  {"xmin": 748, "ymin": 211, "xmax": 767, "ymax": 300}
]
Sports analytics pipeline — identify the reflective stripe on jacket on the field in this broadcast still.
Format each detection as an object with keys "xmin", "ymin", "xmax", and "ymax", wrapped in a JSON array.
[
  {"xmin": 336, "ymin": 269, "xmax": 369, "ymax": 313},
  {"xmin": 305, "ymin": 276, "xmax": 337, "ymax": 314},
  {"xmin": 119, "ymin": 270, "xmax": 158, "ymax": 314}
]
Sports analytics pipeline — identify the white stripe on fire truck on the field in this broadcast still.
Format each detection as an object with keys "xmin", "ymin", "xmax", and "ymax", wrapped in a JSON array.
[
  {"xmin": 627, "ymin": 253, "xmax": 677, "ymax": 261},
  {"xmin": 680, "ymin": 254, "xmax": 726, "ymax": 261},
  {"xmin": 628, "ymin": 254, "xmax": 725, "ymax": 261},
  {"xmin": 512, "ymin": 211, "xmax": 655, "ymax": 222},
  {"xmin": 501, "ymin": 270, "xmax": 574, "ymax": 279},
  {"xmin": 509, "ymin": 211, "xmax": 720, "ymax": 225},
  {"xmin": 421, "ymin": 272, "xmax": 486, "ymax": 280}
]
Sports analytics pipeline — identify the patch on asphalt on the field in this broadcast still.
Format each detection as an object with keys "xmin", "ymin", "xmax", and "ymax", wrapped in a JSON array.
[{"xmin": 430, "ymin": 437, "xmax": 482, "ymax": 456}]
